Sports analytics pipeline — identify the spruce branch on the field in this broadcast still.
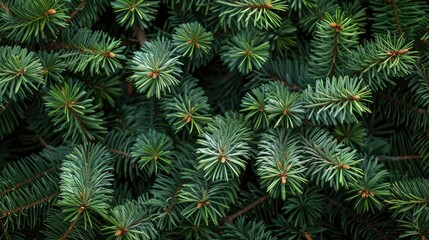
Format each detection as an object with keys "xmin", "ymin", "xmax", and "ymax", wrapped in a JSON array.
[
  {"xmin": 111, "ymin": 0, "xmax": 159, "ymax": 30},
  {"xmin": 388, "ymin": 0, "xmax": 402, "ymax": 34},
  {"xmin": 324, "ymin": 194, "xmax": 390, "ymax": 240},
  {"xmin": 59, "ymin": 211, "xmax": 82, "ymax": 240},
  {"xmin": 67, "ymin": 0, "xmax": 88, "ymax": 23},
  {"xmin": 1, "ymin": 193, "xmax": 58, "ymax": 218},
  {"xmin": 43, "ymin": 80, "xmax": 107, "ymax": 143},
  {"xmin": 0, "ymin": 166, "xmax": 59, "ymax": 196},
  {"xmin": 224, "ymin": 194, "xmax": 269, "ymax": 224}
]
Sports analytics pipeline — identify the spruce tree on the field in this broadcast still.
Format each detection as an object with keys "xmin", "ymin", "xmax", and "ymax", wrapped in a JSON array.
[{"xmin": 1, "ymin": 0, "xmax": 429, "ymax": 239}]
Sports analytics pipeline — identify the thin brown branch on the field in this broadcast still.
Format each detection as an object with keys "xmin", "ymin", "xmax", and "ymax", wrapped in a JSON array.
[
  {"xmin": 135, "ymin": 24, "xmax": 146, "ymax": 46},
  {"xmin": 164, "ymin": 182, "xmax": 184, "ymax": 215},
  {"xmin": 328, "ymin": 31, "xmax": 339, "ymax": 80},
  {"xmin": 270, "ymin": 75, "xmax": 301, "ymax": 91},
  {"xmin": 1, "ymin": 193, "xmax": 58, "ymax": 218},
  {"xmin": 388, "ymin": 0, "xmax": 402, "ymax": 34},
  {"xmin": 324, "ymin": 195, "xmax": 389, "ymax": 240},
  {"xmin": 378, "ymin": 155, "xmax": 420, "ymax": 162},
  {"xmin": 60, "ymin": 211, "xmax": 82, "ymax": 240},
  {"xmin": 225, "ymin": 194, "xmax": 270, "ymax": 224},
  {"xmin": 67, "ymin": 105, "xmax": 91, "ymax": 141},
  {"xmin": 106, "ymin": 148, "xmax": 132, "ymax": 158},
  {"xmin": 1, "ymin": 166, "xmax": 60, "ymax": 195},
  {"xmin": 243, "ymin": 3, "xmax": 273, "ymax": 9},
  {"xmin": 67, "ymin": 0, "xmax": 88, "ymax": 23},
  {"xmin": 393, "ymin": 155, "xmax": 420, "ymax": 160},
  {"xmin": 0, "ymin": 219, "xmax": 9, "ymax": 240},
  {"xmin": 0, "ymin": 100, "xmax": 12, "ymax": 116},
  {"xmin": 0, "ymin": 1, "xmax": 9, "ymax": 12},
  {"xmin": 375, "ymin": 92, "xmax": 426, "ymax": 115}
]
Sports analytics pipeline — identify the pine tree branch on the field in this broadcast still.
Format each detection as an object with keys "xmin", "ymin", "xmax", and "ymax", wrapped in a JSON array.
[
  {"xmin": 0, "ymin": 218, "xmax": 9, "ymax": 240},
  {"xmin": 375, "ymin": 92, "xmax": 426, "ymax": 114},
  {"xmin": 388, "ymin": 0, "xmax": 402, "ymax": 34},
  {"xmin": 0, "ymin": 100, "xmax": 12, "ymax": 116},
  {"xmin": 135, "ymin": 24, "xmax": 146, "ymax": 46},
  {"xmin": 106, "ymin": 147, "xmax": 132, "ymax": 158},
  {"xmin": 1, "ymin": 193, "xmax": 58, "ymax": 218},
  {"xmin": 68, "ymin": 106, "xmax": 91, "ymax": 141},
  {"xmin": 0, "ymin": 166, "xmax": 60, "ymax": 196},
  {"xmin": 378, "ymin": 155, "xmax": 420, "ymax": 162},
  {"xmin": 164, "ymin": 181, "xmax": 184, "ymax": 215},
  {"xmin": 243, "ymin": 3, "xmax": 273, "ymax": 10},
  {"xmin": 127, "ymin": 24, "xmax": 145, "ymax": 96},
  {"xmin": 67, "ymin": 0, "xmax": 88, "ymax": 23},
  {"xmin": 354, "ymin": 57, "xmax": 387, "ymax": 77},
  {"xmin": 60, "ymin": 211, "xmax": 82, "ymax": 240},
  {"xmin": 0, "ymin": 1, "xmax": 9, "ymax": 12},
  {"xmin": 25, "ymin": 110, "xmax": 49, "ymax": 148},
  {"xmin": 224, "ymin": 194, "xmax": 270, "ymax": 224},
  {"xmin": 270, "ymin": 75, "xmax": 301, "ymax": 91},
  {"xmin": 324, "ymin": 195, "xmax": 390, "ymax": 240},
  {"xmin": 328, "ymin": 31, "xmax": 339, "ymax": 80}
]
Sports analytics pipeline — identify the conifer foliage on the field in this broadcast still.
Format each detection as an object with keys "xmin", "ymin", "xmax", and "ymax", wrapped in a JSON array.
[{"xmin": 1, "ymin": 0, "xmax": 429, "ymax": 239}]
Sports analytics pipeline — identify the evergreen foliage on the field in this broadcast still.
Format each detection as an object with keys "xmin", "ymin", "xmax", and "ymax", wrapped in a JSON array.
[{"xmin": 1, "ymin": 0, "xmax": 429, "ymax": 239}]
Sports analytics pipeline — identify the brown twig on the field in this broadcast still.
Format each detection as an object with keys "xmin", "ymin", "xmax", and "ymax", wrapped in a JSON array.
[
  {"xmin": 0, "ymin": 100, "xmax": 13, "ymax": 116},
  {"xmin": 378, "ymin": 155, "xmax": 420, "ymax": 162},
  {"xmin": 0, "ymin": 219, "xmax": 9, "ymax": 240},
  {"xmin": 164, "ymin": 182, "xmax": 184, "ymax": 215},
  {"xmin": 67, "ymin": 0, "xmax": 88, "ymax": 23},
  {"xmin": 0, "ymin": 166, "xmax": 60, "ymax": 195},
  {"xmin": 0, "ymin": 1, "xmax": 9, "ymax": 12},
  {"xmin": 328, "ymin": 30, "xmax": 340, "ymax": 80},
  {"xmin": 135, "ymin": 24, "xmax": 146, "ymax": 46},
  {"xmin": 60, "ymin": 211, "xmax": 82, "ymax": 240},
  {"xmin": 106, "ymin": 147, "xmax": 132, "ymax": 158},
  {"xmin": 388, "ymin": 0, "xmax": 402, "ymax": 34},
  {"xmin": 324, "ymin": 194, "xmax": 389, "ymax": 240},
  {"xmin": 224, "ymin": 194, "xmax": 270, "ymax": 224},
  {"xmin": 1, "ymin": 193, "xmax": 59, "ymax": 218}
]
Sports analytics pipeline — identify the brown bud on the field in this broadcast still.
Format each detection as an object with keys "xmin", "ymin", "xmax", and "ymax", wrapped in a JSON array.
[
  {"xmin": 285, "ymin": 164, "xmax": 292, "ymax": 172},
  {"xmin": 220, "ymin": 156, "xmax": 226, "ymax": 163},
  {"xmin": 197, "ymin": 201, "xmax": 204, "ymax": 209},
  {"xmin": 349, "ymin": 95, "xmax": 361, "ymax": 101},
  {"xmin": 264, "ymin": 2, "xmax": 273, "ymax": 9},
  {"xmin": 398, "ymin": 49, "xmax": 409, "ymax": 55},
  {"xmin": 46, "ymin": 9, "xmax": 56, "ymax": 15},
  {"xmin": 153, "ymin": 153, "xmax": 158, "ymax": 161},
  {"xmin": 2, "ymin": 212, "xmax": 8, "ymax": 217},
  {"xmin": 282, "ymin": 109, "xmax": 289, "ymax": 115},
  {"xmin": 77, "ymin": 206, "xmax": 85, "ymax": 213},
  {"xmin": 303, "ymin": 232, "xmax": 312, "ymax": 240},
  {"xmin": 105, "ymin": 52, "xmax": 115, "ymax": 58},
  {"xmin": 182, "ymin": 114, "xmax": 192, "ymax": 123},
  {"xmin": 329, "ymin": 22, "xmax": 338, "ymax": 28},
  {"xmin": 338, "ymin": 163, "xmax": 350, "ymax": 170},
  {"xmin": 152, "ymin": 72, "xmax": 158, "ymax": 79},
  {"xmin": 16, "ymin": 68, "xmax": 26, "ymax": 77},
  {"xmin": 115, "ymin": 229, "xmax": 123, "ymax": 237},
  {"xmin": 147, "ymin": 72, "xmax": 154, "ymax": 78},
  {"xmin": 281, "ymin": 175, "xmax": 287, "ymax": 184},
  {"xmin": 277, "ymin": 162, "xmax": 282, "ymax": 169}
]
